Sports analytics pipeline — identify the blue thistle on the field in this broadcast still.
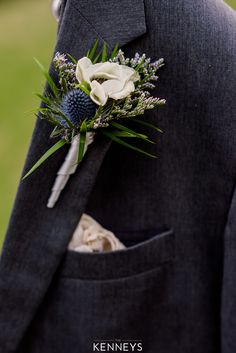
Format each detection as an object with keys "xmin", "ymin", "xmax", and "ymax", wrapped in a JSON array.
[{"xmin": 61, "ymin": 89, "xmax": 96, "ymax": 127}]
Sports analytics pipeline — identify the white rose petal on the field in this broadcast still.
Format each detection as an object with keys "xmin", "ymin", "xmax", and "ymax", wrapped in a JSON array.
[
  {"xmin": 92, "ymin": 62, "xmax": 120, "ymax": 80},
  {"xmin": 76, "ymin": 57, "xmax": 93, "ymax": 83},
  {"xmin": 118, "ymin": 65, "xmax": 139, "ymax": 82},
  {"xmin": 102, "ymin": 79, "xmax": 126, "ymax": 96},
  {"xmin": 90, "ymin": 80, "xmax": 108, "ymax": 106},
  {"xmin": 131, "ymin": 70, "xmax": 140, "ymax": 82},
  {"xmin": 109, "ymin": 81, "xmax": 135, "ymax": 100}
]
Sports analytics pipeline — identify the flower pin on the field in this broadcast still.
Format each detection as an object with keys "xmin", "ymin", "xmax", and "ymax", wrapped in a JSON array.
[{"xmin": 23, "ymin": 41, "xmax": 166, "ymax": 208}]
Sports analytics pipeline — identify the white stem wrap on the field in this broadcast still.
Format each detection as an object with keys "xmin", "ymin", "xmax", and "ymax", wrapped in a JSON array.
[{"xmin": 47, "ymin": 132, "xmax": 95, "ymax": 208}]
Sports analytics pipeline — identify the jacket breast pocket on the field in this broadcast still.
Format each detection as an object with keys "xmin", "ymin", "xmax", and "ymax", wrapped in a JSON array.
[
  {"xmin": 21, "ymin": 229, "xmax": 178, "ymax": 353},
  {"xmin": 61, "ymin": 228, "xmax": 175, "ymax": 280}
]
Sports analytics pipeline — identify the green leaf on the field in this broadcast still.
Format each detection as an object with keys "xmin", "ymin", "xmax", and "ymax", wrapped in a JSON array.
[
  {"xmin": 136, "ymin": 72, "xmax": 154, "ymax": 86},
  {"xmin": 56, "ymin": 110, "xmax": 75, "ymax": 129},
  {"xmin": 135, "ymin": 57, "xmax": 146, "ymax": 72},
  {"xmin": 78, "ymin": 121, "xmax": 87, "ymax": 163},
  {"xmin": 87, "ymin": 105, "xmax": 103, "ymax": 129},
  {"xmin": 88, "ymin": 39, "xmax": 99, "ymax": 61},
  {"xmin": 22, "ymin": 139, "xmax": 67, "ymax": 179},
  {"xmin": 82, "ymin": 81, "xmax": 91, "ymax": 92},
  {"xmin": 36, "ymin": 109, "xmax": 63, "ymax": 125},
  {"xmin": 67, "ymin": 53, "xmax": 77, "ymax": 64},
  {"xmin": 111, "ymin": 122, "xmax": 155, "ymax": 144},
  {"xmin": 101, "ymin": 129, "xmax": 157, "ymax": 158},
  {"xmin": 50, "ymin": 126, "xmax": 65, "ymax": 138},
  {"xmin": 111, "ymin": 121, "xmax": 147, "ymax": 138},
  {"xmin": 111, "ymin": 43, "xmax": 120, "ymax": 59},
  {"xmin": 93, "ymin": 51, "xmax": 101, "ymax": 64},
  {"xmin": 132, "ymin": 118, "xmax": 163, "ymax": 133},
  {"xmin": 102, "ymin": 42, "xmax": 107, "ymax": 62},
  {"xmin": 36, "ymin": 107, "xmax": 55, "ymax": 113},
  {"xmin": 77, "ymin": 82, "xmax": 91, "ymax": 96},
  {"xmin": 111, "ymin": 130, "xmax": 137, "ymax": 138},
  {"xmin": 35, "ymin": 93, "xmax": 51, "ymax": 106},
  {"xmin": 34, "ymin": 107, "xmax": 64, "ymax": 127},
  {"xmin": 34, "ymin": 58, "xmax": 59, "ymax": 98}
]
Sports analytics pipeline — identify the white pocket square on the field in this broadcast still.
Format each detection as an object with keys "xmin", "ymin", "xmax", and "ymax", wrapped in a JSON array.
[{"xmin": 68, "ymin": 214, "xmax": 125, "ymax": 253}]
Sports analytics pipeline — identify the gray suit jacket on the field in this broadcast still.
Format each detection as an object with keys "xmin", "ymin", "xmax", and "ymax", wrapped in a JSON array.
[{"xmin": 0, "ymin": 0, "xmax": 236, "ymax": 352}]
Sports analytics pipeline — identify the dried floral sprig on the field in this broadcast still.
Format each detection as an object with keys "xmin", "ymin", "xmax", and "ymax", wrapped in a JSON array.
[{"xmin": 53, "ymin": 52, "xmax": 77, "ymax": 92}]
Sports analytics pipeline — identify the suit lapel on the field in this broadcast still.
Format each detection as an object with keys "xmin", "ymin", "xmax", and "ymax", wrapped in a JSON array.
[{"xmin": 0, "ymin": 1, "xmax": 147, "ymax": 351}]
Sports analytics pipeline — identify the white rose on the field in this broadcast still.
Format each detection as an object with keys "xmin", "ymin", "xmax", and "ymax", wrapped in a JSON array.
[{"xmin": 76, "ymin": 57, "xmax": 140, "ymax": 106}]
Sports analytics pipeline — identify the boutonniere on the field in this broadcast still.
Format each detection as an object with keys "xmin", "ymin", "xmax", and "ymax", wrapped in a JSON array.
[{"xmin": 23, "ymin": 41, "xmax": 165, "ymax": 207}]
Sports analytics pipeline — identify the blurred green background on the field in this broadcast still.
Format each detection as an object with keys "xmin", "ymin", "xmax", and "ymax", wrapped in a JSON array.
[
  {"xmin": 0, "ymin": 0, "xmax": 235, "ymax": 246},
  {"xmin": 0, "ymin": 0, "xmax": 56, "ymax": 245},
  {"xmin": 228, "ymin": 0, "xmax": 236, "ymax": 8}
]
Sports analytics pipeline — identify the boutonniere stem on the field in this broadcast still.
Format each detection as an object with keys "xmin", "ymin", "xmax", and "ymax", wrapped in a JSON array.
[{"xmin": 47, "ymin": 132, "xmax": 94, "ymax": 208}]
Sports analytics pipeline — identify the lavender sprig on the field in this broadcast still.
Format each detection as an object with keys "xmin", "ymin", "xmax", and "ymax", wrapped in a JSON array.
[{"xmin": 53, "ymin": 52, "xmax": 77, "ymax": 92}]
